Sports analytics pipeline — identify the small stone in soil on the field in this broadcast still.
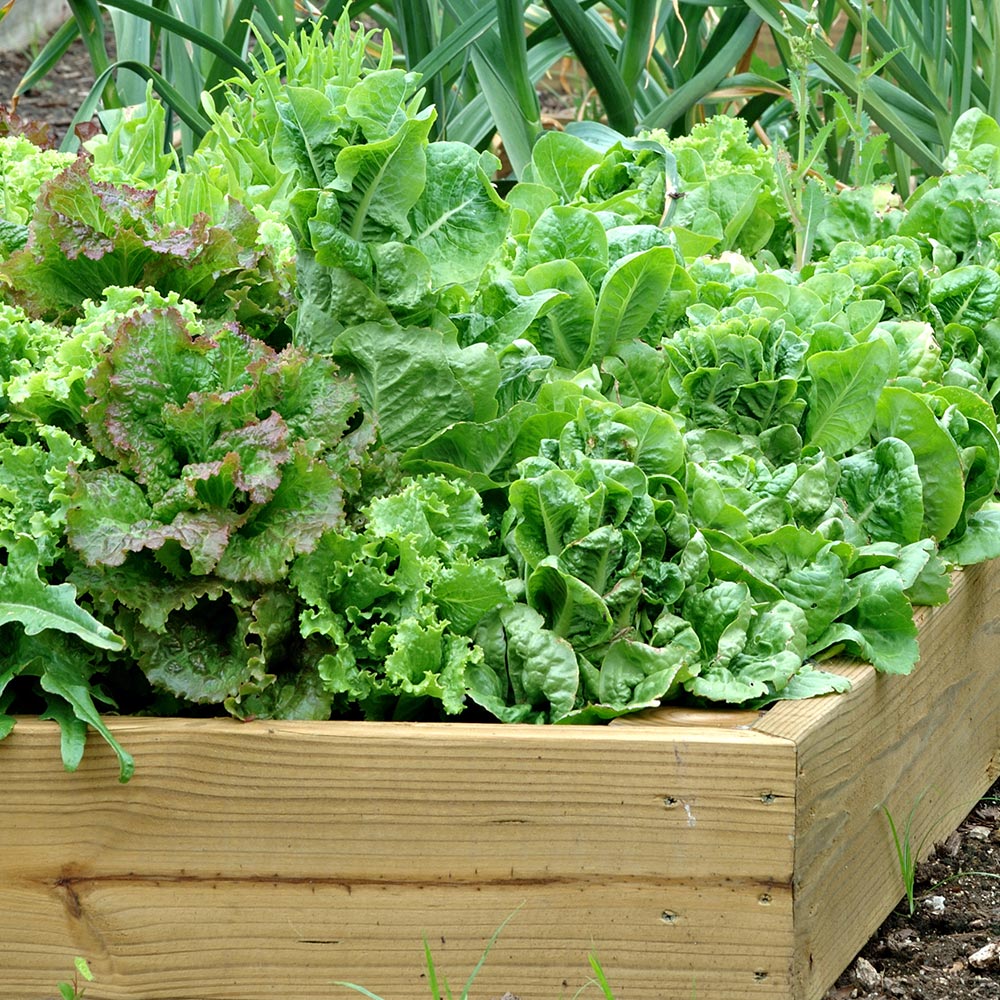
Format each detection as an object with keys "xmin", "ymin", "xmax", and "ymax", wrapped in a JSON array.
[
  {"xmin": 967, "ymin": 941, "xmax": 1000, "ymax": 970},
  {"xmin": 853, "ymin": 956, "xmax": 882, "ymax": 991},
  {"xmin": 964, "ymin": 825, "xmax": 991, "ymax": 841},
  {"xmin": 941, "ymin": 830, "xmax": 963, "ymax": 857}
]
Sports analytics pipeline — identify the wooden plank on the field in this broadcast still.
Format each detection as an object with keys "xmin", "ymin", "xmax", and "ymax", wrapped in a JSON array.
[
  {"xmin": 756, "ymin": 558, "xmax": 1000, "ymax": 1000},
  {"xmin": 1, "ymin": 718, "xmax": 796, "ymax": 1000},
  {"xmin": 3, "ymin": 720, "xmax": 795, "ymax": 883},
  {"xmin": 5, "ymin": 878, "xmax": 794, "ymax": 1000}
]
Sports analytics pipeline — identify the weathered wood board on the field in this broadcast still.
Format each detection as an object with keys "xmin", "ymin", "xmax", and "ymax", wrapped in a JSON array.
[{"xmin": 2, "ymin": 560, "xmax": 998, "ymax": 1000}]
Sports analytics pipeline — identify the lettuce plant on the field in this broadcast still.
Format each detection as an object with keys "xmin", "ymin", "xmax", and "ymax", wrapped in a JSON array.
[
  {"xmin": 293, "ymin": 475, "xmax": 511, "ymax": 719},
  {"xmin": 61, "ymin": 304, "xmax": 370, "ymax": 711},
  {"xmin": 6, "ymin": 12, "xmax": 1000, "ymax": 778},
  {"xmin": 0, "ymin": 155, "xmax": 291, "ymax": 337},
  {"xmin": 0, "ymin": 136, "xmax": 75, "ymax": 257}
]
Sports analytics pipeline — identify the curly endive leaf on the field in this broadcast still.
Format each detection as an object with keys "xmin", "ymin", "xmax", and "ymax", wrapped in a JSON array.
[{"xmin": 7, "ymin": 629, "xmax": 134, "ymax": 782}]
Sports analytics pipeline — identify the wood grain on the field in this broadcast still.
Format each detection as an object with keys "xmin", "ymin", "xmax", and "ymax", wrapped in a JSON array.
[
  {"xmin": 6, "ymin": 878, "xmax": 794, "ymax": 1000},
  {"xmin": 757, "ymin": 559, "xmax": 1000, "ymax": 1000},
  {"xmin": 2, "ymin": 719, "xmax": 795, "ymax": 1000}
]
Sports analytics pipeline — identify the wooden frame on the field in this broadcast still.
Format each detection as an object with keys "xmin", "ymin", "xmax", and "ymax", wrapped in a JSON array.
[{"xmin": 3, "ymin": 560, "xmax": 999, "ymax": 1000}]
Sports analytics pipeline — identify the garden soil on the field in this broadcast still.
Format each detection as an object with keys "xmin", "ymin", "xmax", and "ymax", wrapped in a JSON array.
[{"xmin": 1, "ymin": 30, "xmax": 999, "ymax": 1000}]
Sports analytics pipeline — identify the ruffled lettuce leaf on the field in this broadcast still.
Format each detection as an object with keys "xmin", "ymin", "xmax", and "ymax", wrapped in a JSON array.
[
  {"xmin": 293, "ymin": 476, "xmax": 510, "ymax": 719},
  {"xmin": 0, "ymin": 158, "xmax": 281, "ymax": 325},
  {"xmin": 69, "ymin": 306, "xmax": 360, "ymax": 583}
]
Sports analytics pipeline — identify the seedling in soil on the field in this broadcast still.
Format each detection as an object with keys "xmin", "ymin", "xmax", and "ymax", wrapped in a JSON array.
[
  {"xmin": 884, "ymin": 790, "xmax": 1000, "ymax": 915},
  {"xmin": 883, "ymin": 791, "xmax": 932, "ymax": 916}
]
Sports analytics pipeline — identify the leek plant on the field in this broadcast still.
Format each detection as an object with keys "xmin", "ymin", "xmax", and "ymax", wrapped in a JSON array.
[
  {"xmin": 13, "ymin": 0, "xmax": 337, "ymax": 154},
  {"xmin": 11, "ymin": 2, "xmax": 780, "ymax": 176},
  {"xmin": 746, "ymin": 0, "xmax": 1000, "ymax": 187},
  {"xmin": 17, "ymin": 0, "xmax": 992, "ymax": 185},
  {"xmin": 882, "ymin": 793, "xmax": 931, "ymax": 916}
]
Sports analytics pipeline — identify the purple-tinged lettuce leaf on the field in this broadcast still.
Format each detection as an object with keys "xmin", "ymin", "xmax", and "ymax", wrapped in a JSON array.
[
  {"xmin": 1, "ymin": 159, "xmax": 160, "ymax": 319},
  {"xmin": 76, "ymin": 569, "xmax": 296, "ymax": 711},
  {"xmin": 67, "ymin": 469, "xmax": 166, "ymax": 567},
  {"xmin": 4, "ymin": 289, "xmax": 200, "ymax": 432},
  {"xmin": 251, "ymin": 340, "xmax": 362, "ymax": 451},
  {"xmin": 71, "ymin": 307, "xmax": 360, "ymax": 583},
  {"xmin": 172, "ymin": 411, "xmax": 291, "ymax": 509},
  {"xmin": 0, "ymin": 111, "xmax": 55, "ymax": 146},
  {"xmin": 67, "ymin": 468, "xmax": 242, "ymax": 574},
  {"xmin": 215, "ymin": 446, "xmax": 345, "ymax": 583},
  {"xmin": 85, "ymin": 308, "xmax": 230, "ymax": 493},
  {"xmin": 0, "ymin": 159, "xmax": 277, "ymax": 324}
]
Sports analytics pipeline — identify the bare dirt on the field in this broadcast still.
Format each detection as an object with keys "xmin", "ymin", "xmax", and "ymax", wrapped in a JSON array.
[
  {"xmin": 821, "ymin": 780, "xmax": 1000, "ymax": 1000},
  {"xmin": 2, "ymin": 29, "xmax": 999, "ymax": 1000},
  {"xmin": 0, "ymin": 29, "xmax": 100, "ymax": 144}
]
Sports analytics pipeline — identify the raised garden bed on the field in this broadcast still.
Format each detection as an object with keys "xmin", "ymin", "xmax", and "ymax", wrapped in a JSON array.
[
  {"xmin": 4, "ymin": 17, "xmax": 1000, "ymax": 1000},
  {"xmin": 4, "ymin": 559, "xmax": 998, "ymax": 1000}
]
